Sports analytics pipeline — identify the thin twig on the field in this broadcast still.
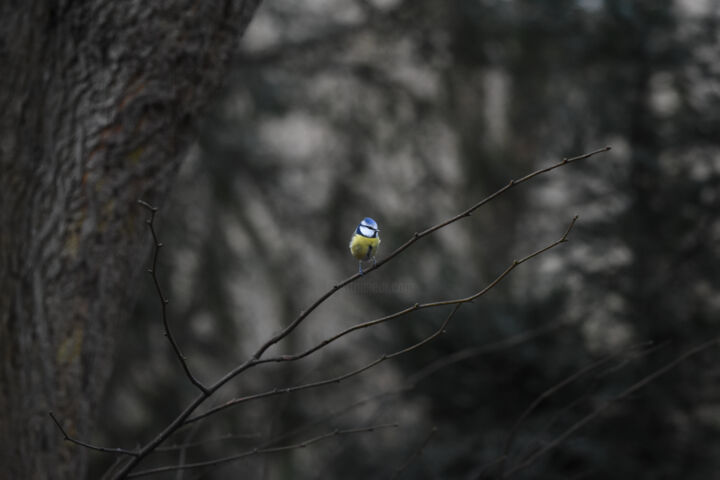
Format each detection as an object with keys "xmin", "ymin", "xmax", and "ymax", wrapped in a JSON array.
[
  {"xmin": 126, "ymin": 423, "xmax": 399, "ymax": 478},
  {"xmin": 138, "ymin": 200, "xmax": 208, "ymax": 394},
  {"xmin": 497, "ymin": 341, "xmax": 656, "ymax": 477},
  {"xmin": 195, "ymin": 319, "xmax": 572, "ymax": 480},
  {"xmin": 49, "ymin": 412, "xmax": 139, "ymax": 457},
  {"xmin": 173, "ymin": 421, "xmax": 201, "ymax": 480},
  {"xmin": 503, "ymin": 336, "xmax": 720, "ymax": 478},
  {"xmin": 172, "ymin": 308, "xmax": 457, "ymax": 476},
  {"xmin": 263, "ymin": 319, "xmax": 571, "ymax": 451},
  {"xmin": 391, "ymin": 426, "xmax": 437, "ymax": 479},
  {"xmin": 406, "ymin": 320, "xmax": 572, "ymax": 387},
  {"xmin": 156, "ymin": 432, "xmax": 262, "ymax": 452},
  {"xmin": 186, "ymin": 304, "xmax": 459, "ymax": 424}
]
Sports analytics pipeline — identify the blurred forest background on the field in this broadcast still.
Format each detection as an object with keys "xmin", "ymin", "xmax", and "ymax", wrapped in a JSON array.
[{"xmin": 91, "ymin": 0, "xmax": 720, "ymax": 478}]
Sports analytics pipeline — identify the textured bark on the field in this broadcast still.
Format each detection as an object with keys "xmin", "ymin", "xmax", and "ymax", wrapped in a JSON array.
[{"xmin": 0, "ymin": 1, "xmax": 261, "ymax": 478}]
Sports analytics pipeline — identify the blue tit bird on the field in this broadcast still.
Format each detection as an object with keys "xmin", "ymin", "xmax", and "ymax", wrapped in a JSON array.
[{"xmin": 349, "ymin": 217, "xmax": 381, "ymax": 274}]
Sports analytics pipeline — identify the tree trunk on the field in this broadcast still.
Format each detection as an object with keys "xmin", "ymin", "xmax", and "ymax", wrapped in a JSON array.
[{"xmin": 0, "ymin": 1, "xmax": 261, "ymax": 478}]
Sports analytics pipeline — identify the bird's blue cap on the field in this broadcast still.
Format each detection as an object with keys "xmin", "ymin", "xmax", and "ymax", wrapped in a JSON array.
[{"xmin": 361, "ymin": 217, "xmax": 379, "ymax": 230}]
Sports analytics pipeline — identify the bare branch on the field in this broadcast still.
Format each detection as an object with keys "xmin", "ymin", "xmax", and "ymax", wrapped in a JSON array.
[
  {"xmin": 186, "ymin": 304, "xmax": 459, "ymax": 424},
  {"xmin": 138, "ymin": 200, "xmax": 209, "ymax": 394},
  {"xmin": 110, "ymin": 149, "xmax": 607, "ymax": 478},
  {"xmin": 391, "ymin": 426, "xmax": 437, "ymax": 479},
  {"xmin": 503, "ymin": 336, "xmax": 720, "ymax": 478},
  {"xmin": 126, "ymin": 423, "xmax": 399, "ymax": 478},
  {"xmin": 48, "ymin": 412, "xmax": 139, "ymax": 457},
  {"xmin": 155, "ymin": 432, "xmax": 262, "ymax": 453},
  {"xmin": 406, "ymin": 319, "xmax": 572, "ymax": 387},
  {"xmin": 251, "ymin": 216, "xmax": 579, "ymax": 369},
  {"xmin": 186, "ymin": 215, "xmax": 575, "ymax": 426},
  {"xmin": 247, "ymin": 149, "xmax": 608, "ymax": 362},
  {"xmin": 243, "ymin": 318, "xmax": 575, "ymax": 463},
  {"xmin": 124, "ymin": 214, "xmax": 575, "ymax": 475},
  {"xmin": 497, "ymin": 341, "xmax": 656, "ymax": 477},
  {"xmin": 110, "ymin": 302, "xmax": 454, "ymax": 477}
]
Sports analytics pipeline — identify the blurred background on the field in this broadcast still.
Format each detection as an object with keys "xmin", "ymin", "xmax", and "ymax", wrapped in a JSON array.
[{"xmin": 92, "ymin": 0, "xmax": 720, "ymax": 478}]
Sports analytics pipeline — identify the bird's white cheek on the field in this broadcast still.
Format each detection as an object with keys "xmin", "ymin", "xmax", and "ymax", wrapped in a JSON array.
[{"xmin": 359, "ymin": 226, "xmax": 375, "ymax": 237}]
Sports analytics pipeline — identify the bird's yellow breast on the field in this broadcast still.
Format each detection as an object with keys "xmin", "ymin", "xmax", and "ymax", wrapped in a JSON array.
[{"xmin": 349, "ymin": 234, "xmax": 380, "ymax": 260}]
